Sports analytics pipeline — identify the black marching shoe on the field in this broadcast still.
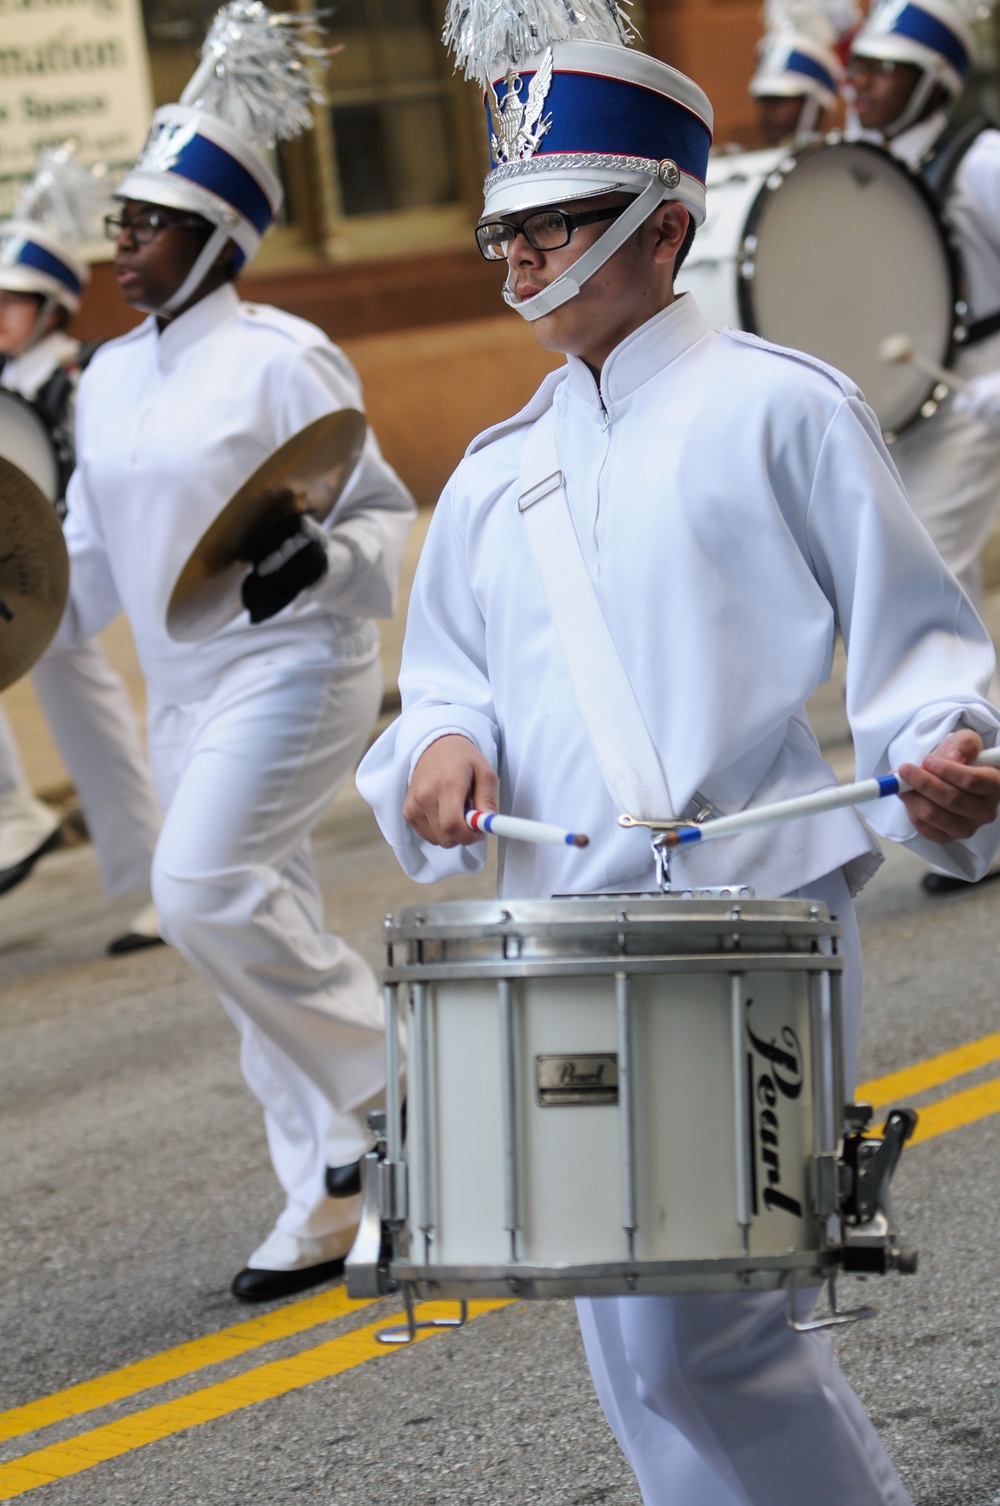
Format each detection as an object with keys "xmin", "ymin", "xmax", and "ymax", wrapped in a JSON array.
[
  {"xmin": 231, "ymin": 1257, "xmax": 346, "ymax": 1302},
  {"xmin": 325, "ymin": 1160, "xmax": 362, "ymax": 1198},
  {"xmin": 921, "ymin": 867, "xmax": 1000, "ymax": 896}
]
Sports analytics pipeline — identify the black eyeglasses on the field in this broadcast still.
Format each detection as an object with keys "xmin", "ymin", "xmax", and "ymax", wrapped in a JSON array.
[
  {"xmin": 475, "ymin": 204, "xmax": 627, "ymax": 262},
  {"xmin": 104, "ymin": 210, "xmax": 206, "ymax": 245}
]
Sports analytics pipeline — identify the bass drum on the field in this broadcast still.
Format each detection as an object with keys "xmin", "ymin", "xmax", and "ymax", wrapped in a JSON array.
[{"xmin": 676, "ymin": 138, "xmax": 964, "ymax": 439}]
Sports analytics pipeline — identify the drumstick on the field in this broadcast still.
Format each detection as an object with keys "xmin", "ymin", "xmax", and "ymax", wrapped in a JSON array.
[
  {"xmin": 643, "ymin": 747, "xmax": 1000, "ymax": 849},
  {"xmin": 465, "ymin": 809, "xmax": 589, "ymax": 847},
  {"xmin": 878, "ymin": 333, "xmax": 968, "ymax": 393}
]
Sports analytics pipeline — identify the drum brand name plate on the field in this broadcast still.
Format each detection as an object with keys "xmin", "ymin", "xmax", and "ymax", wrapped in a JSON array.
[{"xmin": 536, "ymin": 1054, "xmax": 618, "ymax": 1106}]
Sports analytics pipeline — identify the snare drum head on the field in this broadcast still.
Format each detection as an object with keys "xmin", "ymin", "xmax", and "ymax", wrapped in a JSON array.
[
  {"xmin": 742, "ymin": 141, "xmax": 956, "ymax": 434},
  {"xmin": 0, "ymin": 388, "xmax": 58, "ymax": 504}
]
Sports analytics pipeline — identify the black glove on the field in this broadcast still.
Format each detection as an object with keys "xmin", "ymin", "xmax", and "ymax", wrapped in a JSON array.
[{"xmin": 241, "ymin": 510, "xmax": 329, "ymax": 624}]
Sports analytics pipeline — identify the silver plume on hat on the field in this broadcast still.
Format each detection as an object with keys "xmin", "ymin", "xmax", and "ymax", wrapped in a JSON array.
[
  {"xmin": 444, "ymin": 0, "xmax": 635, "ymax": 85},
  {"xmin": 13, "ymin": 142, "xmax": 110, "ymax": 246},
  {"xmin": 760, "ymin": 0, "xmax": 859, "ymax": 43},
  {"xmin": 180, "ymin": 0, "xmax": 327, "ymax": 149}
]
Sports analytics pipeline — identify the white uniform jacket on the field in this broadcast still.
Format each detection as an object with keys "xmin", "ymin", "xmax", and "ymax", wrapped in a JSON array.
[
  {"xmin": 358, "ymin": 295, "xmax": 1000, "ymax": 900},
  {"xmin": 58, "ymin": 283, "xmax": 415, "ymax": 705}
]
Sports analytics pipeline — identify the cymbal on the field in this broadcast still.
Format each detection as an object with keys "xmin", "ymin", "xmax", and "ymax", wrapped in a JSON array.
[
  {"xmin": 167, "ymin": 409, "xmax": 367, "ymax": 643},
  {"xmin": 0, "ymin": 457, "xmax": 69, "ymax": 694}
]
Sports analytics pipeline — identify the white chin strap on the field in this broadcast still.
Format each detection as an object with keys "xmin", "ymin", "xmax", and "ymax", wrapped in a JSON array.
[
  {"xmin": 883, "ymin": 63, "xmax": 945, "ymax": 139},
  {"xmin": 503, "ymin": 176, "xmax": 669, "ymax": 322},
  {"xmin": 144, "ymin": 223, "xmax": 235, "ymax": 319},
  {"xmin": 795, "ymin": 95, "xmax": 822, "ymax": 141}
]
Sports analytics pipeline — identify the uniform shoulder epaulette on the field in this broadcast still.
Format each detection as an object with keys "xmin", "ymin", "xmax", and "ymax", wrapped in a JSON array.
[
  {"xmin": 464, "ymin": 368, "xmax": 566, "ymax": 457},
  {"xmin": 721, "ymin": 327, "xmax": 859, "ymax": 400},
  {"xmin": 236, "ymin": 301, "xmax": 329, "ymax": 350}
]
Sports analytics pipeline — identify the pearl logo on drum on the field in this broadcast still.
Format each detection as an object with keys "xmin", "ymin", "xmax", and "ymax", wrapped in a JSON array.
[
  {"xmin": 745, "ymin": 1001, "xmax": 805, "ymax": 1219},
  {"xmin": 535, "ymin": 1053, "xmax": 619, "ymax": 1106}
]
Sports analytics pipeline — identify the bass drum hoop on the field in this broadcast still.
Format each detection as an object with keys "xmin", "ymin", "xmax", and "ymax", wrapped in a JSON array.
[
  {"xmin": 0, "ymin": 387, "xmax": 59, "ymax": 505},
  {"xmin": 734, "ymin": 135, "xmax": 965, "ymax": 441}
]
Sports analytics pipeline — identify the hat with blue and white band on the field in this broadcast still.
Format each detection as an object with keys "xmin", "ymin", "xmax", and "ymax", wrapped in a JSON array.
[
  {"xmin": 481, "ymin": 40, "xmax": 713, "ymax": 227},
  {"xmin": 750, "ymin": 33, "xmax": 843, "ymax": 108},
  {"xmin": 0, "ymin": 221, "xmax": 87, "ymax": 312},
  {"xmin": 116, "ymin": 104, "xmax": 283, "ymax": 271},
  {"xmin": 851, "ymin": 0, "xmax": 975, "ymax": 97}
]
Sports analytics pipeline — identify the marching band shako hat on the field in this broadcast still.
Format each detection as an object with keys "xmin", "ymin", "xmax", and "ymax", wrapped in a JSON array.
[
  {"xmin": 117, "ymin": 0, "xmax": 323, "ymax": 315},
  {"xmin": 749, "ymin": 0, "xmax": 859, "ymax": 126},
  {"xmin": 749, "ymin": 33, "xmax": 843, "ymax": 111},
  {"xmin": 0, "ymin": 144, "xmax": 109, "ymax": 316},
  {"xmin": 851, "ymin": 0, "xmax": 977, "ymax": 114},
  {"xmin": 444, "ymin": 0, "xmax": 712, "ymax": 322}
]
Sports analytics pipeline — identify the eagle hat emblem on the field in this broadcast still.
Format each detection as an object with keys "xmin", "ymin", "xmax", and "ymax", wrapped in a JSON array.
[
  {"xmin": 487, "ymin": 46, "xmax": 554, "ymax": 165},
  {"xmin": 134, "ymin": 116, "xmax": 200, "ymax": 176}
]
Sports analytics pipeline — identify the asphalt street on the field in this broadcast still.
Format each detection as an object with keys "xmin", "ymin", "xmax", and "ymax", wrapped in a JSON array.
[{"xmin": 4, "ymin": 666, "xmax": 1000, "ymax": 1503}]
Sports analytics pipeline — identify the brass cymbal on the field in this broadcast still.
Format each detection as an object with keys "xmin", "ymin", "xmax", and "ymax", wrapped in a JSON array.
[
  {"xmin": 0, "ymin": 457, "xmax": 69, "ymax": 694},
  {"xmin": 167, "ymin": 408, "xmax": 367, "ymax": 643}
]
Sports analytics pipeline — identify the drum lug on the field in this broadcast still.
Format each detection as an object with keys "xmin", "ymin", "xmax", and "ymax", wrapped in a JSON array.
[{"xmin": 810, "ymin": 1153, "xmax": 840, "ymax": 1217}]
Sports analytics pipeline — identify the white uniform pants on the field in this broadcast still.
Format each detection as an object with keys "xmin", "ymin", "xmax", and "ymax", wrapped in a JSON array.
[
  {"xmin": 31, "ymin": 639, "xmax": 160, "ymax": 896},
  {"xmin": 148, "ymin": 650, "xmax": 386, "ymax": 1246},
  {"xmin": 0, "ymin": 704, "xmax": 26, "ymax": 794},
  {"xmin": 891, "ymin": 336, "xmax": 1000, "ymax": 605},
  {"xmin": 577, "ymin": 869, "xmax": 912, "ymax": 1506}
]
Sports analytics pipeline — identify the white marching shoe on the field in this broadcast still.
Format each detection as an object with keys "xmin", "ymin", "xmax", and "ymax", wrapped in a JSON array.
[{"xmin": 0, "ymin": 786, "xmax": 62, "ymax": 897}]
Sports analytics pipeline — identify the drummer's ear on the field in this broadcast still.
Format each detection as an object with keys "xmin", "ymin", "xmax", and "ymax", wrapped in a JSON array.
[{"xmin": 650, "ymin": 202, "xmax": 693, "ymax": 278}]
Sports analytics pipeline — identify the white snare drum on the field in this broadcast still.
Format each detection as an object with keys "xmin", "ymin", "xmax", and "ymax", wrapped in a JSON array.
[
  {"xmin": 676, "ymin": 138, "xmax": 962, "ymax": 438},
  {"xmin": 348, "ymin": 897, "xmax": 916, "ymax": 1308},
  {"xmin": 0, "ymin": 388, "xmax": 58, "ymax": 504}
]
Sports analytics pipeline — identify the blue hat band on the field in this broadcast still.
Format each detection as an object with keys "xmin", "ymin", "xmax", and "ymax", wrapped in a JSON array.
[
  {"xmin": 888, "ymin": 3, "xmax": 969, "ymax": 74},
  {"xmin": 783, "ymin": 49, "xmax": 837, "ymax": 93},
  {"xmin": 8, "ymin": 238, "xmax": 82, "ymax": 299},
  {"xmin": 163, "ymin": 132, "xmax": 273, "ymax": 236},
  {"xmin": 487, "ymin": 69, "xmax": 711, "ymax": 182}
]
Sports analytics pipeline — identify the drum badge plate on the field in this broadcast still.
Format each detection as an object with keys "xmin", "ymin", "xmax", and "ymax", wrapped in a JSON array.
[{"xmin": 536, "ymin": 1054, "xmax": 619, "ymax": 1106}]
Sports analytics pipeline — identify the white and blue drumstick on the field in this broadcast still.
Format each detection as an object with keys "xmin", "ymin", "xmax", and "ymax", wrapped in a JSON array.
[
  {"xmin": 465, "ymin": 809, "xmax": 590, "ymax": 848},
  {"xmin": 638, "ymin": 746, "xmax": 1000, "ymax": 850}
]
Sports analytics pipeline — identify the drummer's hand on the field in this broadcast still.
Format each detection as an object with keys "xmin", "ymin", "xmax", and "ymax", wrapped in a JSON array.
[
  {"xmin": 953, "ymin": 372, "xmax": 1000, "ymax": 430},
  {"xmin": 404, "ymin": 735, "xmax": 498, "ymax": 847},
  {"xmin": 241, "ymin": 512, "xmax": 329, "ymax": 624},
  {"xmin": 899, "ymin": 729, "xmax": 1000, "ymax": 843}
]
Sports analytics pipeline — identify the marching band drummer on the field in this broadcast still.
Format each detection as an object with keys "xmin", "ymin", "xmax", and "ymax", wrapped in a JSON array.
[
  {"xmin": 358, "ymin": 4, "xmax": 1000, "ymax": 1502},
  {"xmin": 749, "ymin": 0, "xmax": 852, "ymax": 146},
  {"xmin": 53, "ymin": 2, "xmax": 415, "ymax": 1299},
  {"xmin": 0, "ymin": 146, "xmax": 163, "ymax": 952},
  {"xmin": 849, "ymin": 0, "xmax": 1000, "ymax": 894},
  {"xmin": 848, "ymin": 0, "xmax": 1000, "ymax": 607}
]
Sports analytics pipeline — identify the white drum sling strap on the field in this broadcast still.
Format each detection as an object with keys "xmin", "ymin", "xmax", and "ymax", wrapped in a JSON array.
[{"xmin": 516, "ymin": 406, "xmax": 674, "ymax": 824}]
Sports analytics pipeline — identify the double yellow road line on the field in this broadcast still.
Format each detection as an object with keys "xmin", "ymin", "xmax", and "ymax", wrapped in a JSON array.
[
  {"xmin": 857, "ymin": 1026, "xmax": 1000, "ymax": 1142},
  {"xmin": 3, "ymin": 1028, "xmax": 1000, "ymax": 1500},
  {"xmin": 0, "ymin": 1293, "xmax": 508, "ymax": 1500}
]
